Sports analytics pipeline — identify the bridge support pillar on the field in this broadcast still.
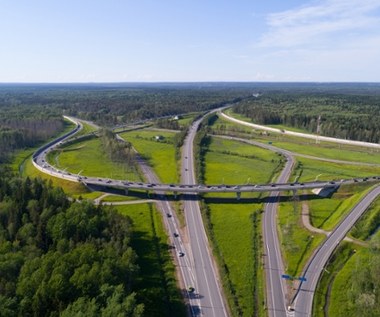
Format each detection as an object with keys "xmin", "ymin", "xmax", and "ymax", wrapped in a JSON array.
[
  {"xmin": 174, "ymin": 191, "xmax": 177, "ymax": 199},
  {"xmin": 236, "ymin": 192, "xmax": 241, "ymax": 200},
  {"xmin": 124, "ymin": 188, "xmax": 128, "ymax": 195},
  {"xmin": 146, "ymin": 191, "xmax": 150, "ymax": 198},
  {"xmin": 292, "ymin": 189, "xmax": 297, "ymax": 197}
]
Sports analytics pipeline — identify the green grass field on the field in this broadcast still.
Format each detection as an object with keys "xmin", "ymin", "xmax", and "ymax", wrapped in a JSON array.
[
  {"xmin": 278, "ymin": 200, "xmax": 325, "ymax": 277},
  {"xmin": 205, "ymin": 137, "xmax": 280, "ymax": 185},
  {"xmin": 309, "ymin": 183, "xmax": 375, "ymax": 231},
  {"xmin": 314, "ymin": 196, "xmax": 380, "ymax": 317},
  {"xmin": 351, "ymin": 196, "xmax": 380, "ymax": 240},
  {"xmin": 76, "ymin": 120, "xmax": 99, "ymax": 136},
  {"xmin": 202, "ymin": 136, "xmax": 280, "ymax": 317},
  {"xmin": 22, "ymin": 155, "xmax": 90, "ymax": 195},
  {"xmin": 218, "ymin": 111, "xmax": 380, "ymax": 165},
  {"xmin": 116, "ymin": 203, "xmax": 186, "ymax": 317},
  {"xmin": 328, "ymin": 244, "xmax": 375, "ymax": 317},
  {"xmin": 176, "ymin": 113, "xmax": 198, "ymax": 128},
  {"xmin": 49, "ymin": 137, "xmax": 140, "ymax": 181},
  {"xmin": 313, "ymin": 242, "xmax": 357, "ymax": 317},
  {"xmin": 276, "ymin": 157, "xmax": 379, "ymax": 276},
  {"xmin": 120, "ymin": 130, "xmax": 179, "ymax": 184}
]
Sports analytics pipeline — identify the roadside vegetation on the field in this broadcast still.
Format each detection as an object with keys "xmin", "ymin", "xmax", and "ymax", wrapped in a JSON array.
[
  {"xmin": 217, "ymin": 113, "xmax": 380, "ymax": 165},
  {"xmin": 233, "ymin": 93, "xmax": 380, "ymax": 143},
  {"xmin": 117, "ymin": 203, "xmax": 186, "ymax": 317},
  {"xmin": 120, "ymin": 130, "xmax": 180, "ymax": 184},
  {"xmin": 48, "ymin": 137, "xmax": 140, "ymax": 181},
  {"xmin": 198, "ymin": 125, "xmax": 281, "ymax": 316},
  {"xmin": 278, "ymin": 200, "xmax": 325, "ymax": 277}
]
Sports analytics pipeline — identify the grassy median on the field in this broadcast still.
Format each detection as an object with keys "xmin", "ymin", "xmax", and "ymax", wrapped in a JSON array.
[{"xmin": 201, "ymin": 136, "xmax": 280, "ymax": 317}]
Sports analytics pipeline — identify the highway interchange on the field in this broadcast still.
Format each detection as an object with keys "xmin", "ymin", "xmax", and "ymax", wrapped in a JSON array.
[{"xmin": 32, "ymin": 111, "xmax": 380, "ymax": 317}]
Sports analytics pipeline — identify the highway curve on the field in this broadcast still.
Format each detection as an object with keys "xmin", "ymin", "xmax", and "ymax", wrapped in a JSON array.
[
  {"xmin": 221, "ymin": 114, "xmax": 380, "ymax": 317},
  {"xmin": 293, "ymin": 185, "xmax": 380, "ymax": 316},
  {"xmin": 32, "ymin": 114, "xmax": 380, "ymax": 317}
]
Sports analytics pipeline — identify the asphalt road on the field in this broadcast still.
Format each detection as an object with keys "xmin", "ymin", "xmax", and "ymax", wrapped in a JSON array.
[
  {"xmin": 292, "ymin": 184, "xmax": 380, "ymax": 317},
  {"xmin": 220, "ymin": 111, "xmax": 380, "ymax": 149},
  {"xmin": 261, "ymin": 137, "xmax": 296, "ymax": 317},
  {"xmin": 32, "ymin": 114, "xmax": 380, "ymax": 317},
  {"xmin": 133, "ymin": 151, "xmax": 203, "ymax": 315},
  {"xmin": 180, "ymin": 115, "xmax": 229, "ymax": 317}
]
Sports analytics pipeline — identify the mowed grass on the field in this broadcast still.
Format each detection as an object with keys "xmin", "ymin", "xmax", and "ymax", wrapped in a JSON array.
[
  {"xmin": 51, "ymin": 137, "xmax": 140, "ymax": 181},
  {"xmin": 176, "ymin": 113, "xmax": 198, "ymax": 128},
  {"xmin": 76, "ymin": 120, "xmax": 99, "ymax": 136},
  {"xmin": 116, "ymin": 203, "xmax": 186, "ymax": 317},
  {"xmin": 203, "ymin": 137, "xmax": 279, "ymax": 316},
  {"xmin": 205, "ymin": 137, "xmax": 280, "ymax": 185},
  {"xmin": 219, "ymin": 111, "xmax": 380, "ymax": 165},
  {"xmin": 120, "ymin": 130, "xmax": 179, "ymax": 184},
  {"xmin": 278, "ymin": 201, "xmax": 324, "ymax": 277},
  {"xmin": 296, "ymin": 158, "xmax": 380, "ymax": 182},
  {"xmin": 22, "ymin": 155, "xmax": 89, "ymax": 196},
  {"xmin": 309, "ymin": 183, "xmax": 375, "ymax": 231},
  {"xmin": 277, "ymin": 157, "xmax": 379, "ymax": 276},
  {"xmin": 314, "ymin": 197, "xmax": 380, "ymax": 317}
]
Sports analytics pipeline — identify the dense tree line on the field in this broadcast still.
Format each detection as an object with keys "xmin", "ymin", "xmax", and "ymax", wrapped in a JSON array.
[
  {"xmin": 0, "ymin": 106, "xmax": 65, "ymax": 163},
  {"xmin": 0, "ymin": 175, "xmax": 143, "ymax": 316},
  {"xmin": 233, "ymin": 93, "xmax": 380, "ymax": 143},
  {"xmin": 0, "ymin": 84, "xmax": 253, "ymax": 127}
]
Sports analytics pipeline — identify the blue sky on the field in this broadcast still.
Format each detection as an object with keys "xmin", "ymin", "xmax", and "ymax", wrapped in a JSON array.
[{"xmin": 1, "ymin": 0, "xmax": 380, "ymax": 82}]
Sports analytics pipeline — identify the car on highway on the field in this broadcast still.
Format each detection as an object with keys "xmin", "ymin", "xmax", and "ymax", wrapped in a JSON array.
[
  {"xmin": 178, "ymin": 251, "xmax": 185, "ymax": 257},
  {"xmin": 173, "ymin": 233, "xmax": 179, "ymax": 237},
  {"xmin": 167, "ymin": 213, "xmax": 172, "ymax": 218},
  {"xmin": 187, "ymin": 286, "xmax": 195, "ymax": 293}
]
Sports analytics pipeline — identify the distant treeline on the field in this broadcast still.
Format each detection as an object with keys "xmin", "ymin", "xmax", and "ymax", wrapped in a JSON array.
[
  {"xmin": 0, "ymin": 84, "xmax": 252, "ymax": 127},
  {"xmin": 233, "ymin": 93, "xmax": 380, "ymax": 143},
  {"xmin": 0, "ymin": 106, "xmax": 65, "ymax": 162}
]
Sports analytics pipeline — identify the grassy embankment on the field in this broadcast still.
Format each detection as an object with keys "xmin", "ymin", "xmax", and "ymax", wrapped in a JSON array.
[
  {"xmin": 314, "ymin": 196, "xmax": 380, "ymax": 317},
  {"xmin": 219, "ymin": 109, "xmax": 380, "ymax": 314},
  {"xmin": 277, "ymin": 153, "xmax": 380, "ymax": 277},
  {"xmin": 119, "ymin": 129, "xmax": 186, "ymax": 224},
  {"xmin": 212, "ymin": 113, "xmax": 380, "ymax": 277},
  {"xmin": 12, "ymin": 119, "xmax": 91, "ymax": 196},
  {"xmin": 117, "ymin": 203, "xmax": 186, "ymax": 317},
  {"xmin": 223, "ymin": 108, "xmax": 310, "ymax": 133},
  {"xmin": 201, "ymin": 136, "xmax": 281, "ymax": 317},
  {"xmin": 120, "ymin": 130, "xmax": 179, "ymax": 184},
  {"xmin": 221, "ymin": 110, "xmax": 380, "ymax": 165},
  {"xmin": 42, "ymin": 137, "xmax": 140, "ymax": 199}
]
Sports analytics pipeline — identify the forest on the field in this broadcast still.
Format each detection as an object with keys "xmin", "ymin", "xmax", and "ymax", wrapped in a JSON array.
[
  {"xmin": 0, "ymin": 105, "xmax": 64, "ymax": 163},
  {"xmin": 233, "ymin": 93, "xmax": 380, "ymax": 143},
  {"xmin": 0, "ymin": 173, "xmax": 143, "ymax": 317},
  {"xmin": 1, "ymin": 83, "xmax": 380, "ymax": 316}
]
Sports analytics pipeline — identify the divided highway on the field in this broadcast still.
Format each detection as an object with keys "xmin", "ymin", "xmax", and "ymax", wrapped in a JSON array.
[
  {"xmin": 33, "ymin": 113, "xmax": 380, "ymax": 317},
  {"xmin": 132, "ymin": 150, "xmax": 203, "ymax": 316},
  {"xmin": 180, "ymin": 116, "xmax": 229, "ymax": 317},
  {"xmin": 260, "ymin": 137, "xmax": 295, "ymax": 317}
]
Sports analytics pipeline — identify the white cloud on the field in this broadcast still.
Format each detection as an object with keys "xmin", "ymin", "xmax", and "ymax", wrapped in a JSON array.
[{"xmin": 259, "ymin": 0, "xmax": 380, "ymax": 48}]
